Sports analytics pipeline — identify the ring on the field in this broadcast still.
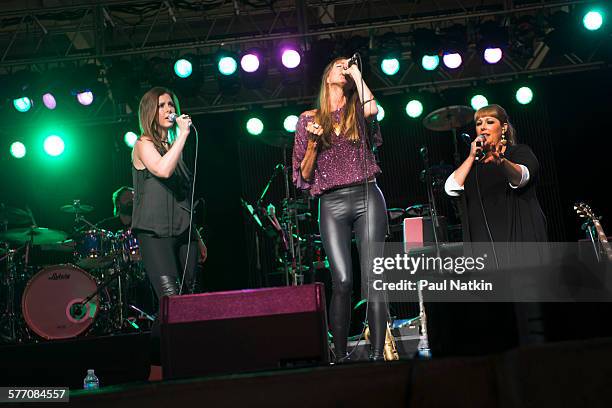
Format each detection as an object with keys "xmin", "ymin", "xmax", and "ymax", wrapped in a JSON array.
[{"xmin": 313, "ymin": 123, "xmax": 320, "ymax": 129}]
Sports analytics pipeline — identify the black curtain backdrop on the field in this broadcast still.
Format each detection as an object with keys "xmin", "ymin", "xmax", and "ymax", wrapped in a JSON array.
[{"xmin": 1, "ymin": 69, "xmax": 610, "ymax": 293}]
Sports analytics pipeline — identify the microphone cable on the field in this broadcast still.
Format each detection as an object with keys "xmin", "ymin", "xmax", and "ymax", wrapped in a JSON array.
[
  {"xmin": 179, "ymin": 120, "xmax": 200, "ymax": 295},
  {"xmin": 474, "ymin": 154, "xmax": 500, "ymax": 270}
]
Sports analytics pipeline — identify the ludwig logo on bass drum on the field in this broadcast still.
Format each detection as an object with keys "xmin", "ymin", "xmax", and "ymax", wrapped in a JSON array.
[{"xmin": 48, "ymin": 272, "xmax": 71, "ymax": 280}]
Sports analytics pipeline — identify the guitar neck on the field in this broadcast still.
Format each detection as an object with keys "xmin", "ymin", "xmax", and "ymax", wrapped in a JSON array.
[{"xmin": 593, "ymin": 220, "xmax": 612, "ymax": 260}]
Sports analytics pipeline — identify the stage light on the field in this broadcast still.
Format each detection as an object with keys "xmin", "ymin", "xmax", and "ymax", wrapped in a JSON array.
[
  {"xmin": 281, "ymin": 49, "xmax": 301, "ymax": 69},
  {"xmin": 124, "ymin": 131, "xmax": 138, "ymax": 147},
  {"xmin": 483, "ymin": 47, "xmax": 503, "ymax": 64},
  {"xmin": 218, "ymin": 56, "xmax": 238, "ymax": 76},
  {"xmin": 43, "ymin": 135, "xmax": 65, "ymax": 157},
  {"xmin": 10, "ymin": 142, "xmax": 26, "ymax": 159},
  {"xmin": 283, "ymin": 115, "xmax": 299, "ymax": 132},
  {"xmin": 515, "ymin": 87, "xmax": 534, "ymax": 105},
  {"xmin": 442, "ymin": 53, "xmax": 462, "ymax": 69},
  {"xmin": 376, "ymin": 103, "xmax": 385, "ymax": 122},
  {"xmin": 380, "ymin": 58, "xmax": 400, "ymax": 76},
  {"xmin": 76, "ymin": 90, "xmax": 94, "ymax": 106},
  {"xmin": 174, "ymin": 59, "xmax": 193, "ymax": 78},
  {"xmin": 241, "ymin": 53, "xmax": 260, "ymax": 73},
  {"xmin": 405, "ymin": 100, "xmax": 424, "ymax": 118},
  {"xmin": 246, "ymin": 118, "xmax": 264, "ymax": 136},
  {"xmin": 421, "ymin": 55, "xmax": 440, "ymax": 71},
  {"xmin": 42, "ymin": 93, "xmax": 57, "ymax": 110},
  {"xmin": 583, "ymin": 10, "xmax": 604, "ymax": 31},
  {"xmin": 13, "ymin": 97, "xmax": 32, "ymax": 112},
  {"xmin": 470, "ymin": 94, "xmax": 489, "ymax": 111}
]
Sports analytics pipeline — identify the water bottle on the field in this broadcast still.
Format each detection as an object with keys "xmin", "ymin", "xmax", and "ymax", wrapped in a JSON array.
[{"xmin": 83, "ymin": 369, "xmax": 100, "ymax": 390}]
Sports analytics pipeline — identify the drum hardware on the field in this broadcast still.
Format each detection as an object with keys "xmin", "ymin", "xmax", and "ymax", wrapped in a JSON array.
[
  {"xmin": 59, "ymin": 200, "xmax": 95, "ymax": 214},
  {"xmin": 423, "ymin": 105, "xmax": 474, "ymax": 167}
]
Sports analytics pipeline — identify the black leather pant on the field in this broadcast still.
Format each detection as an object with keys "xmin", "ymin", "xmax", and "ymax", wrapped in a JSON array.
[
  {"xmin": 136, "ymin": 229, "xmax": 198, "ymax": 299},
  {"xmin": 319, "ymin": 182, "xmax": 389, "ymax": 357},
  {"xmin": 135, "ymin": 229, "xmax": 198, "ymax": 364}
]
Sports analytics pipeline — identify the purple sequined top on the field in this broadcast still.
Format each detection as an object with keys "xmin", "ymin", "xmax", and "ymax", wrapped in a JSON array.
[{"xmin": 292, "ymin": 104, "xmax": 382, "ymax": 197}]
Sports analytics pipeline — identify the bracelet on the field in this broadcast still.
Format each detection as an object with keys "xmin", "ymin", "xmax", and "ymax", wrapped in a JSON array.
[{"xmin": 362, "ymin": 98, "xmax": 375, "ymax": 106}]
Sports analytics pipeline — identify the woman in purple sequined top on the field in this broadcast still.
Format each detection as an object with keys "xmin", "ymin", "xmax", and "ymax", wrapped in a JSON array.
[{"xmin": 292, "ymin": 57, "xmax": 389, "ymax": 362}]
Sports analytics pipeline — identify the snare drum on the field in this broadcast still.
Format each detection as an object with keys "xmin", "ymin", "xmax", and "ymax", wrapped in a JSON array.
[
  {"xmin": 21, "ymin": 264, "xmax": 100, "ymax": 340},
  {"xmin": 75, "ymin": 229, "xmax": 115, "ymax": 269}
]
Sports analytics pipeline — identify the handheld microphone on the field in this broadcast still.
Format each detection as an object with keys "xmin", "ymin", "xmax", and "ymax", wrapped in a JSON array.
[
  {"xmin": 347, "ymin": 53, "xmax": 359, "ymax": 68},
  {"xmin": 169, "ymin": 113, "xmax": 193, "ymax": 127},
  {"xmin": 474, "ymin": 137, "xmax": 485, "ymax": 161}
]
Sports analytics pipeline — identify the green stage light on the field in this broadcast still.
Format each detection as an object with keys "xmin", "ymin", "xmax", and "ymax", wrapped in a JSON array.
[
  {"xmin": 13, "ymin": 97, "xmax": 32, "ymax": 112},
  {"xmin": 583, "ymin": 10, "xmax": 604, "ymax": 31},
  {"xmin": 421, "ymin": 55, "xmax": 440, "ymax": 71},
  {"xmin": 405, "ymin": 100, "xmax": 424, "ymax": 118},
  {"xmin": 174, "ymin": 59, "xmax": 193, "ymax": 78},
  {"xmin": 470, "ymin": 94, "xmax": 489, "ymax": 111},
  {"xmin": 218, "ymin": 56, "xmax": 238, "ymax": 76},
  {"xmin": 515, "ymin": 87, "xmax": 534, "ymax": 105},
  {"xmin": 124, "ymin": 131, "xmax": 138, "ymax": 147},
  {"xmin": 376, "ymin": 103, "xmax": 385, "ymax": 122},
  {"xmin": 380, "ymin": 58, "xmax": 400, "ymax": 76},
  {"xmin": 246, "ymin": 117, "xmax": 264, "ymax": 136},
  {"xmin": 43, "ymin": 135, "xmax": 65, "ymax": 157},
  {"xmin": 10, "ymin": 142, "xmax": 26, "ymax": 159},
  {"xmin": 283, "ymin": 115, "xmax": 299, "ymax": 132}
]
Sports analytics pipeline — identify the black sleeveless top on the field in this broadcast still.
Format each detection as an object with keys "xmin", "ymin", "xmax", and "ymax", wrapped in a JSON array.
[{"xmin": 131, "ymin": 154, "xmax": 192, "ymax": 237}]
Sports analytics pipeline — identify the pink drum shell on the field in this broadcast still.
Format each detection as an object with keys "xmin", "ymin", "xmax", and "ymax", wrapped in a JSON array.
[{"xmin": 22, "ymin": 264, "xmax": 99, "ymax": 340}]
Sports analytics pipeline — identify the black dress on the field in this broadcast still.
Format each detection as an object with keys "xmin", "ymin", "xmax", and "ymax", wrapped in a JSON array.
[{"xmin": 461, "ymin": 144, "xmax": 547, "ymax": 243}]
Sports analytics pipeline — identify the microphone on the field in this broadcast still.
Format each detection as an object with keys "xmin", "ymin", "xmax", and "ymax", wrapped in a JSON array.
[
  {"xmin": 460, "ymin": 133, "xmax": 471, "ymax": 146},
  {"xmin": 347, "ymin": 53, "xmax": 359, "ymax": 68},
  {"xmin": 168, "ymin": 113, "xmax": 193, "ymax": 127},
  {"xmin": 474, "ymin": 137, "xmax": 485, "ymax": 161}
]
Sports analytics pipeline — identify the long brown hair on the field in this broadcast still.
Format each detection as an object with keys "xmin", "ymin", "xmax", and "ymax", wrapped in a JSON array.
[
  {"xmin": 474, "ymin": 104, "xmax": 516, "ymax": 145},
  {"xmin": 138, "ymin": 86, "xmax": 181, "ymax": 153},
  {"xmin": 314, "ymin": 58, "xmax": 359, "ymax": 148}
]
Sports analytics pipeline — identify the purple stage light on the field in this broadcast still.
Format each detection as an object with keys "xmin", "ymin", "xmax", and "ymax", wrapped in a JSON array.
[
  {"xmin": 483, "ymin": 47, "xmax": 503, "ymax": 64},
  {"xmin": 76, "ymin": 90, "xmax": 94, "ymax": 106},
  {"xmin": 442, "ymin": 52, "xmax": 462, "ymax": 69},
  {"xmin": 42, "ymin": 93, "xmax": 57, "ymax": 110},
  {"xmin": 281, "ymin": 49, "xmax": 301, "ymax": 69},
  {"xmin": 241, "ymin": 53, "xmax": 260, "ymax": 73}
]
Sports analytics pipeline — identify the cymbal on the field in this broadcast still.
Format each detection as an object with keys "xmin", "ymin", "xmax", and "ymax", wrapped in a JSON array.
[
  {"xmin": 423, "ymin": 105, "xmax": 474, "ymax": 131},
  {"xmin": 0, "ymin": 205, "xmax": 31, "ymax": 225},
  {"xmin": 258, "ymin": 131, "xmax": 294, "ymax": 148},
  {"xmin": 0, "ymin": 227, "xmax": 68, "ymax": 245},
  {"xmin": 60, "ymin": 203, "xmax": 94, "ymax": 214}
]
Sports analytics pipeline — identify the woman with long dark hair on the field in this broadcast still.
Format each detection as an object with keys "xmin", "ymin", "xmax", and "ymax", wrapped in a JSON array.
[
  {"xmin": 131, "ymin": 87, "xmax": 206, "ymax": 361},
  {"xmin": 292, "ymin": 58, "xmax": 388, "ymax": 362}
]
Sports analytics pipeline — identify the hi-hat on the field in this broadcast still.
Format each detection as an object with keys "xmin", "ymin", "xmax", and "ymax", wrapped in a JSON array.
[
  {"xmin": 60, "ymin": 203, "xmax": 94, "ymax": 214},
  {"xmin": 0, "ymin": 205, "xmax": 31, "ymax": 225},
  {"xmin": 0, "ymin": 227, "xmax": 68, "ymax": 245},
  {"xmin": 423, "ymin": 105, "xmax": 474, "ymax": 131}
]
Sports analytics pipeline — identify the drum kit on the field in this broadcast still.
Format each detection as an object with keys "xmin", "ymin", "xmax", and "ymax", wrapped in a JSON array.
[{"xmin": 0, "ymin": 201, "xmax": 153, "ymax": 344}]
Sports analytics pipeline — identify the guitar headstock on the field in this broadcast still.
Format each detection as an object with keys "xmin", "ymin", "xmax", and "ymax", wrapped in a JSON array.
[{"xmin": 574, "ymin": 202, "xmax": 598, "ymax": 222}]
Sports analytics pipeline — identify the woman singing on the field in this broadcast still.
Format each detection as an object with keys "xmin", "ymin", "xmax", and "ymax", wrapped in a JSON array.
[
  {"xmin": 444, "ymin": 104, "xmax": 547, "ymax": 242},
  {"xmin": 131, "ymin": 87, "xmax": 206, "ymax": 360},
  {"xmin": 444, "ymin": 104, "xmax": 547, "ymax": 351},
  {"xmin": 292, "ymin": 58, "xmax": 388, "ymax": 362}
]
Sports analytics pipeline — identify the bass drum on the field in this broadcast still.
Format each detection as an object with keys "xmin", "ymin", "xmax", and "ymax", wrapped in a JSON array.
[{"xmin": 22, "ymin": 264, "xmax": 100, "ymax": 340}]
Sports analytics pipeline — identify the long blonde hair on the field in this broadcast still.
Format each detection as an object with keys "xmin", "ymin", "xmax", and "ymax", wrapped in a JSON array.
[
  {"xmin": 314, "ymin": 58, "xmax": 359, "ymax": 148},
  {"xmin": 138, "ymin": 86, "xmax": 181, "ymax": 153},
  {"xmin": 474, "ymin": 104, "xmax": 516, "ymax": 145}
]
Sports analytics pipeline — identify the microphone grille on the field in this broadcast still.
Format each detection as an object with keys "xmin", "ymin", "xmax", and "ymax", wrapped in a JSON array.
[{"xmin": 168, "ymin": 113, "xmax": 177, "ymax": 122}]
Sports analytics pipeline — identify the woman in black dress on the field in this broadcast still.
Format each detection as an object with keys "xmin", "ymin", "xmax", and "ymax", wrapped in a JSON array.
[
  {"xmin": 443, "ymin": 104, "xmax": 547, "ymax": 352},
  {"xmin": 445, "ymin": 104, "xmax": 547, "ymax": 242}
]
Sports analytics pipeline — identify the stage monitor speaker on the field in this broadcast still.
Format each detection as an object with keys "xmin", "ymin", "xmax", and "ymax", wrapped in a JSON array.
[{"xmin": 161, "ymin": 283, "xmax": 329, "ymax": 379}]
